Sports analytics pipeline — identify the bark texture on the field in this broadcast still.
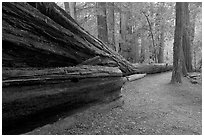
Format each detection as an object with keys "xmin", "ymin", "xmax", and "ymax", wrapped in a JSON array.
[
  {"xmin": 107, "ymin": 2, "xmax": 116, "ymax": 51},
  {"xmin": 182, "ymin": 2, "xmax": 193, "ymax": 72},
  {"xmin": 97, "ymin": 2, "xmax": 108, "ymax": 44},
  {"xmin": 2, "ymin": 2, "xmax": 138, "ymax": 75},
  {"xmin": 171, "ymin": 2, "xmax": 184, "ymax": 83}
]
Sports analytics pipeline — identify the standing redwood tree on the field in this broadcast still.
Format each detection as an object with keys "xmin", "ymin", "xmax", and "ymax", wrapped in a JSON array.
[
  {"xmin": 182, "ymin": 2, "xmax": 193, "ymax": 72},
  {"xmin": 171, "ymin": 2, "xmax": 185, "ymax": 83},
  {"xmin": 97, "ymin": 2, "xmax": 108, "ymax": 44}
]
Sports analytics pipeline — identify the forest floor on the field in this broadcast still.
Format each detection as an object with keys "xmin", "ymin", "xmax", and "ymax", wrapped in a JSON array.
[{"xmin": 26, "ymin": 72, "xmax": 202, "ymax": 135}]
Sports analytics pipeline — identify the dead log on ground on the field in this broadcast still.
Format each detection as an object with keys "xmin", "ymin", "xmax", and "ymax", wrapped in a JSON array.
[
  {"xmin": 2, "ymin": 65, "xmax": 125, "ymax": 134},
  {"xmin": 133, "ymin": 63, "xmax": 173, "ymax": 74}
]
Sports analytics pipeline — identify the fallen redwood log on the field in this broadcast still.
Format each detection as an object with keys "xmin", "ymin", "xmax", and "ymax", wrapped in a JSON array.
[
  {"xmin": 133, "ymin": 63, "xmax": 173, "ymax": 74},
  {"xmin": 2, "ymin": 2, "xmax": 138, "ymax": 75},
  {"xmin": 2, "ymin": 65, "xmax": 125, "ymax": 134},
  {"xmin": 2, "ymin": 65, "xmax": 123, "ymax": 86},
  {"xmin": 126, "ymin": 74, "xmax": 146, "ymax": 82}
]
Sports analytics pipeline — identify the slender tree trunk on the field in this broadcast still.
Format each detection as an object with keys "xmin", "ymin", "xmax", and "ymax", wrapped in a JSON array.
[
  {"xmin": 141, "ymin": 35, "xmax": 150, "ymax": 63},
  {"xmin": 96, "ymin": 2, "xmax": 108, "ymax": 44},
  {"xmin": 131, "ymin": 34, "xmax": 139, "ymax": 63},
  {"xmin": 142, "ymin": 11, "xmax": 156, "ymax": 62},
  {"xmin": 158, "ymin": 23, "xmax": 165, "ymax": 63},
  {"xmin": 156, "ymin": 3, "xmax": 165, "ymax": 63},
  {"xmin": 140, "ymin": 37, "xmax": 145, "ymax": 63},
  {"xmin": 171, "ymin": 2, "xmax": 185, "ymax": 83},
  {"xmin": 69, "ymin": 2, "xmax": 77, "ymax": 20},
  {"xmin": 126, "ymin": 10, "xmax": 133, "ymax": 62},
  {"xmin": 107, "ymin": 2, "xmax": 116, "ymax": 51},
  {"xmin": 182, "ymin": 2, "xmax": 192, "ymax": 72}
]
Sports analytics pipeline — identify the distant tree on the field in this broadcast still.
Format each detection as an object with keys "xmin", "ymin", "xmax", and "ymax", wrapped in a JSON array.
[
  {"xmin": 155, "ymin": 3, "xmax": 165, "ymax": 63},
  {"xmin": 107, "ymin": 2, "xmax": 116, "ymax": 51},
  {"xmin": 119, "ymin": 3, "xmax": 128, "ymax": 59},
  {"xmin": 189, "ymin": 3, "xmax": 202, "ymax": 70},
  {"xmin": 69, "ymin": 2, "xmax": 77, "ymax": 20},
  {"xmin": 96, "ymin": 2, "xmax": 108, "ymax": 44},
  {"xmin": 64, "ymin": 2, "xmax": 69, "ymax": 13},
  {"xmin": 141, "ymin": 10, "xmax": 156, "ymax": 62}
]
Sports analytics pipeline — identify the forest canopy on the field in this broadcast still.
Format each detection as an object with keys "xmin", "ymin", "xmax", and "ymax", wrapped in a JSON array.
[{"xmin": 57, "ymin": 2, "xmax": 202, "ymax": 70}]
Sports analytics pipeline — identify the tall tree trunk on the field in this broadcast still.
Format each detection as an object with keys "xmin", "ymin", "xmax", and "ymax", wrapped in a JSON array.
[
  {"xmin": 69, "ymin": 2, "xmax": 77, "ymax": 20},
  {"xmin": 182, "ymin": 2, "xmax": 192, "ymax": 72},
  {"xmin": 158, "ymin": 30, "xmax": 164, "ymax": 63},
  {"xmin": 96, "ymin": 2, "xmax": 108, "ymax": 44},
  {"xmin": 140, "ymin": 35, "xmax": 150, "ymax": 63},
  {"xmin": 119, "ymin": 4, "xmax": 127, "ymax": 59},
  {"xmin": 64, "ymin": 2, "xmax": 69, "ymax": 14},
  {"xmin": 126, "ymin": 9, "xmax": 133, "ymax": 62},
  {"xmin": 156, "ymin": 3, "xmax": 165, "ymax": 63},
  {"xmin": 107, "ymin": 2, "xmax": 116, "ymax": 51},
  {"xmin": 142, "ymin": 11, "xmax": 156, "ymax": 62},
  {"xmin": 171, "ymin": 2, "xmax": 185, "ymax": 83}
]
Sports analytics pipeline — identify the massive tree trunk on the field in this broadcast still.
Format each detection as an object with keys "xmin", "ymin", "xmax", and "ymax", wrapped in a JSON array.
[
  {"xmin": 171, "ymin": 2, "xmax": 185, "ymax": 83},
  {"xmin": 182, "ymin": 2, "xmax": 193, "ymax": 72},
  {"xmin": 68, "ymin": 2, "xmax": 77, "ymax": 21},
  {"xmin": 107, "ymin": 2, "xmax": 116, "ymax": 51},
  {"xmin": 2, "ymin": 65, "xmax": 125, "ymax": 135},
  {"xmin": 2, "ymin": 2, "xmax": 138, "ymax": 75},
  {"xmin": 2, "ymin": 2, "xmax": 175, "ymax": 134},
  {"xmin": 96, "ymin": 2, "xmax": 108, "ymax": 44}
]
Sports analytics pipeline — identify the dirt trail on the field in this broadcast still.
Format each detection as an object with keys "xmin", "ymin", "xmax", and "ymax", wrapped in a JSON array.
[{"xmin": 26, "ymin": 72, "xmax": 202, "ymax": 135}]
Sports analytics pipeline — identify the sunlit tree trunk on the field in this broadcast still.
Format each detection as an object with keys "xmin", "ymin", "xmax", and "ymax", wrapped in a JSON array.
[
  {"xmin": 69, "ymin": 2, "xmax": 77, "ymax": 20},
  {"xmin": 190, "ymin": 7, "xmax": 198, "ymax": 70},
  {"xmin": 96, "ymin": 2, "xmax": 108, "ymax": 44}
]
